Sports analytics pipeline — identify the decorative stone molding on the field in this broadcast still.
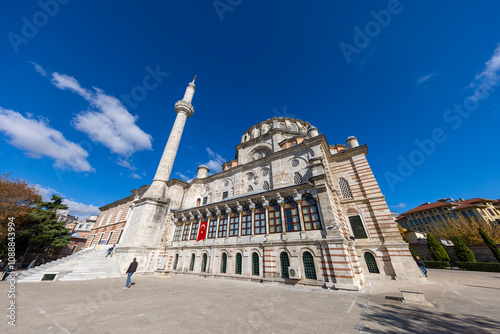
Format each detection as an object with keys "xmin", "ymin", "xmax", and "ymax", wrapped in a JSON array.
[
  {"xmin": 248, "ymin": 199, "xmax": 255, "ymax": 210},
  {"xmin": 261, "ymin": 196, "xmax": 269, "ymax": 208}
]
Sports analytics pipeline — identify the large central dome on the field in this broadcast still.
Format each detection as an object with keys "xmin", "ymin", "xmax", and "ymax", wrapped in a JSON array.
[{"xmin": 240, "ymin": 117, "xmax": 314, "ymax": 144}]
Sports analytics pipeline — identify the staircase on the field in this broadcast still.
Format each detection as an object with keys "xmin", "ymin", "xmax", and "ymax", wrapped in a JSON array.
[{"xmin": 17, "ymin": 247, "xmax": 122, "ymax": 282}]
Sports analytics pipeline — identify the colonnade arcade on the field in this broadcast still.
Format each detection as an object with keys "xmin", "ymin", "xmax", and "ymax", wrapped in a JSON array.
[{"xmin": 171, "ymin": 189, "xmax": 324, "ymax": 242}]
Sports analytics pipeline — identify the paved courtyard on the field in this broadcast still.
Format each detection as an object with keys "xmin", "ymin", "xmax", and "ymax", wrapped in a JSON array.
[{"xmin": 1, "ymin": 269, "xmax": 500, "ymax": 333}]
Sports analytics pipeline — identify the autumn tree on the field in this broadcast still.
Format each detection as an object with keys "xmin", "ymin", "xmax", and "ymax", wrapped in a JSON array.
[
  {"xmin": 434, "ymin": 214, "xmax": 500, "ymax": 245},
  {"xmin": 0, "ymin": 171, "xmax": 40, "ymax": 236}
]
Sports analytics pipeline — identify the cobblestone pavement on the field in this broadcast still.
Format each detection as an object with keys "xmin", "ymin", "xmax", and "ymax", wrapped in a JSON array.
[{"xmin": 1, "ymin": 269, "xmax": 499, "ymax": 333}]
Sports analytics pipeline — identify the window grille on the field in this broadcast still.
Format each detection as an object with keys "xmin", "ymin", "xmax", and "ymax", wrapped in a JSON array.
[
  {"xmin": 254, "ymin": 206, "xmax": 266, "ymax": 234},
  {"xmin": 262, "ymin": 168, "xmax": 269, "ymax": 176},
  {"xmin": 241, "ymin": 209, "xmax": 252, "ymax": 236},
  {"xmin": 290, "ymin": 141, "xmax": 297, "ymax": 147},
  {"xmin": 221, "ymin": 253, "xmax": 227, "ymax": 273},
  {"xmin": 224, "ymin": 180, "xmax": 229, "ymax": 187},
  {"xmin": 301, "ymin": 194, "xmax": 321, "ymax": 230},
  {"xmin": 291, "ymin": 159, "xmax": 299, "ymax": 167},
  {"xmin": 247, "ymin": 173, "xmax": 254, "ymax": 181},
  {"xmin": 190, "ymin": 221, "xmax": 199, "ymax": 240},
  {"xmin": 268, "ymin": 200, "xmax": 283, "ymax": 233},
  {"xmin": 284, "ymin": 197, "xmax": 301, "ymax": 232},
  {"xmin": 172, "ymin": 225, "xmax": 182, "ymax": 241},
  {"xmin": 222, "ymin": 191, "xmax": 228, "ymax": 199},
  {"xmin": 235, "ymin": 253, "xmax": 242, "ymax": 274},
  {"xmin": 349, "ymin": 216, "xmax": 368, "ymax": 239},
  {"xmin": 218, "ymin": 215, "xmax": 228, "ymax": 238},
  {"xmin": 252, "ymin": 253, "xmax": 259, "ymax": 276},
  {"xmin": 173, "ymin": 254, "xmax": 179, "ymax": 270},
  {"xmin": 364, "ymin": 252, "xmax": 380, "ymax": 273},
  {"xmin": 189, "ymin": 254, "xmax": 195, "ymax": 271},
  {"xmin": 280, "ymin": 252, "xmax": 290, "ymax": 278},
  {"xmin": 201, "ymin": 253, "xmax": 208, "ymax": 272},
  {"xmin": 339, "ymin": 178, "xmax": 353, "ymax": 199},
  {"xmin": 293, "ymin": 172, "xmax": 302, "ymax": 185},
  {"xmin": 262, "ymin": 181, "xmax": 270, "ymax": 191},
  {"xmin": 302, "ymin": 252, "xmax": 317, "ymax": 279},
  {"xmin": 247, "ymin": 185, "xmax": 253, "ymax": 192},
  {"xmin": 181, "ymin": 224, "xmax": 190, "ymax": 241},
  {"xmin": 229, "ymin": 214, "xmax": 239, "ymax": 237}
]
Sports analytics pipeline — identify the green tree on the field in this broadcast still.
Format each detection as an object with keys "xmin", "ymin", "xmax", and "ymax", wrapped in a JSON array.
[
  {"xmin": 479, "ymin": 228, "xmax": 500, "ymax": 263},
  {"xmin": 22, "ymin": 195, "xmax": 71, "ymax": 247},
  {"xmin": 427, "ymin": 233, "xmax": 450, "ymax": 262},
  {"xmin": 451, "ymin": 236, "xmax": 476, "ymax": 262}
]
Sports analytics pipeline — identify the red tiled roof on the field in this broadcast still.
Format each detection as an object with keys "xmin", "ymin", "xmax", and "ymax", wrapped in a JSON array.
[
  {"xmin": 402, "ymin": 197, "xmax": 498, "ymax": 215},
  {"xmin": 401, "ymin": 202, "xmax": 454, "ymax": 215}
]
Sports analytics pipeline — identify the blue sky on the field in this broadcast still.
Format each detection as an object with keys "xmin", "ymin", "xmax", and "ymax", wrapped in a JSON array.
[{"xmin": 1, "ymin": 1, "xmax": 499, "ymax": 217}]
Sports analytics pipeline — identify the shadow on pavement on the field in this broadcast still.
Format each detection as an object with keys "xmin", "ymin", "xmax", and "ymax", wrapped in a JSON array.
[{"xmin": 361, "ymin": 303, "xmax": 500, "ymax": 334}]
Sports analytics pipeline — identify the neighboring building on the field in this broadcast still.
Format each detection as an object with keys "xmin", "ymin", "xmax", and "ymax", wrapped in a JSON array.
[
  {"xmin": 56, "ymin": 209, "xmax": 79, "ymax": 232},
  {"xmin": 100, "ymin": 78, "xmax": 422, "ymax": 291},
  {"xmin": 73, "ymin": 215, "xmax": 98, "ymax": 239},
  {"xmin": 396, "ymin": 198, "xmax": 500, "ymax": 233},
  {"xmin": 85, "ymin": 186, "xmax": 149, "ymax": 247}
]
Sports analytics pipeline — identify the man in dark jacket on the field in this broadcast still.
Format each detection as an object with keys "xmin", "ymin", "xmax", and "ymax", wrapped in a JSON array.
[
  {"xmin": 124, "ymin": 258, "xmax": 138, "ymax": 288},
  {"xmin": 415, "ymin": 256, "xmax": 427, "ymax": 277}
]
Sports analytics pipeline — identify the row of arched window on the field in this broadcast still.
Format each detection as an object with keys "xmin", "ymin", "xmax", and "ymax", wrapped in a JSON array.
[
  {"xmin": 173, "ymin": 194, "xmax": 322, "ymax": 241},
  {"xmin": 171, "ymin": 251, "xmax": 318, "ymax": 279}
]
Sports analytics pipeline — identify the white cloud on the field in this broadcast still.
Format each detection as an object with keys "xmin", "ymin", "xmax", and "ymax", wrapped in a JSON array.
[
  {"xmin": 31, "ymin": 62, "xmax": 47, "ymax": 76},
  {"xmin": 0, "ymin": 107, "xmax": 93, "ymax": 172},
  {"xmin": 416, "ymin": 72, "xmax": 437, "ymax": 85},
  {"xmin": 35, "ymin": 184, "xmax": 99, "ymax": 218},
  {"xmin": 175, "ymin": 172, "xmax": 192, "ymax": 182},
  {"xmin": 51, "ymin": 72, "xmax": 153, "ymax": 159},
  {"xmin": 204, "ymin": 147, "xmax": 226, "ymax": 173},
  {"xmin": 470, "ymin": 44, "xmax": 500, "ymax": 100},
  {"xmin": 390, "ymin": 203, "xmax": 407, "ymax": 209}
]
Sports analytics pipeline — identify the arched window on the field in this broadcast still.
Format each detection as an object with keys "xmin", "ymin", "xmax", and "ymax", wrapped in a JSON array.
[
  {"xmin": 349, "ymin": 215, "xmax": 368, "ymax": 239},
  {"xmin": 302, "ymin": 251, "xmax": 317, "ymax": 279},
  {"xmin": 235, "ymin": 253, "xmax": 242, "ymax": 274},
  {"xmin": 262, "ymin": 181, "xmax": 270, "ymax": 191},
  {"xmin": 252, "ymin": 253, "xmax": 259, "ymax": 276},
  {"xmin": 254, "ymin": 205, "xmax": 266, "ymax": 234},
  {"xmin": 301, "ymin": 194, "xmax": 321, "ymax": 230},
  {"xmin": 196, "ymin": 198, "xmax": 201, "ymax": 206},
  {"xmin": 229, "ymin": 212, "xmax": 239, "ymax": 237},
  {"xmin": 289, "ymin": 124, "xmax": 298, "ymax": 132},
  {"xmin": 201, "ymin": 253, "xmax": 208, "ymax": 272},
  {"xmin": 247, "ymin": 185, "xmax": 253, "ymax": 192},
  {"xmin": 218, "ymin": 215, "xmax": 228, "ymax": 238},
  {"xmin": 241, "ymin": 208, "xmax": 252, "ymax": 236},
  {"xmin": 221, "ymin": 253, "xmax": 227, "ymax": 273},
  {"xmin": 189, "ymin": 253, "xmax": 195, "ymax": 271},
  {"xmin": 364, "ymin": 252, "xmax": 380, "ymax": 273},
  {"xmin": 284, "ymin": 197, "xmax": 301, "ymax": 232},
  {"xmin": 268, "ymin": 200, "xmax": 283, "ymax": 233},
  {"xmin": 339, "ymin": 178, "xmax": 353, "ymax": 199},
  {"xmin": 280, "ymin": 252, "xmax": 290, "ymax": 278},
  {"xmin": 173, "ymin": 254, "xmax": 179, "ymax": 271}
]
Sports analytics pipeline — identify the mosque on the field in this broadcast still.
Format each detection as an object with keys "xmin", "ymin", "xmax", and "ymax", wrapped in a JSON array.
[{"xmin": 85, "ymin": 78, "xmax": 422, "ymax": 290}]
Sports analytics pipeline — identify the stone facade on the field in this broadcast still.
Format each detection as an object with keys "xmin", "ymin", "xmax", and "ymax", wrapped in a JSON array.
[{"xmin": 102, "ymin": 80, "xmax": 422, "ymax": 290}]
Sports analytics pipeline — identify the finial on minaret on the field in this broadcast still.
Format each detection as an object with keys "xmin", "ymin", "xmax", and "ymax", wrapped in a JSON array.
[
  {"xmin": 182, "ymin": 77, "xmax": 196, "ymax": 103},
  {"xmin": 193, "ymin": 75, "xmax": 196, "ymax": 83}
]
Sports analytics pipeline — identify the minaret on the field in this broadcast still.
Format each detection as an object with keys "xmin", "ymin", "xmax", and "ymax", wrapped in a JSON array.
[{"xmin": 142, "ymin": 76, "xmax": 196, "ymax": 199}]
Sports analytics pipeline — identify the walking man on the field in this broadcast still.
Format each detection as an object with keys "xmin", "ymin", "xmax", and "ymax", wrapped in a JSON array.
[
  {"xmin": 106, "ymin": 245, "xmax": 115, "ymax": 257},
  {"xmin": 27, "ymin": 259, "xmax": 36, "ymax": 270},
  {"xmin": 124, "ymin": 257, "xmax": 138, "ymax": 288},
  {"xmin": 415, "ymin": 256, "xmax": 428, "ymax": 277}
]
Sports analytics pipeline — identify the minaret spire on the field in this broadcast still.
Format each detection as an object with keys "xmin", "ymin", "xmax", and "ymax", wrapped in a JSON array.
[{"xmin": 142, "ymin": 78, "xmax": 196, "ymax": 199}]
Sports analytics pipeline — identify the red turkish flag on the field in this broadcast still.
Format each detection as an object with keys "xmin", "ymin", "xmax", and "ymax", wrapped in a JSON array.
[{"xmin": 197, "ymin": 221, "xmax": 208, "ymax": 241}]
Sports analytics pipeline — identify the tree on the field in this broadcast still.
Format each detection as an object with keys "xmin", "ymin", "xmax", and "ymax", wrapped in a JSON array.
[
  {"xmin": 427, "ymin": 233, "xmax": 450, "ymax": 262},
  {"xmin": 434, "ymin": 214, "xmax": 500, "ymax": 245},
  {"xmin": 24, "ymin": 195, "xmax": 71, "ymax": 247},
  {"xmin": 451, "ymin": 236, "xmax": 476, "ymax": 262},
  {"xmin": 479, "ymin": 228, "xmax": 500, "ymax": 263},
  {"xmin": 0, "ymin": 171, "xmax": 40, "ymax": 236}
]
